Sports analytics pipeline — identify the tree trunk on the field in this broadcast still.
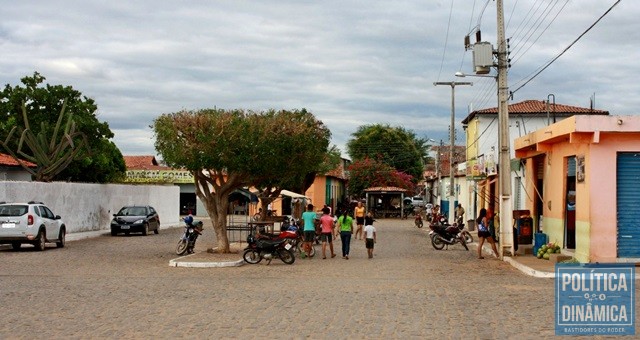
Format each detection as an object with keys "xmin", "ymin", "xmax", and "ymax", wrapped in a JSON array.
[
  {"xmin": 206, "ymin": 198, "xmax": 231, "ymax": 253},
  {"xmin": 201, "ymin": 192, "xmax": 232, "ymax": 253}
]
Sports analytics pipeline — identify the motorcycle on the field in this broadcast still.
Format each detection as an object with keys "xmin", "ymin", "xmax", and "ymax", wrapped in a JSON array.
[
  {"xmin": 429, "ymin": 215, "xmax": 469, "ymax": 251},
  {"xmin": 454, "ymin": 217, "xmax": 474, "ymax": 244},
  {"xmin": 414, "ymin": 212, "xmax": 423, "ymax": 228},
  {"xmin": 258, "ymin": 226, "xmax": 315, "ymax": 257},
  {"xmin": 243, "ymin": 234, "xmax": 296, "ymax": 265},
  {"xmin": 175, "ymin": 217, "xmax": 204, "ymax": 255}
]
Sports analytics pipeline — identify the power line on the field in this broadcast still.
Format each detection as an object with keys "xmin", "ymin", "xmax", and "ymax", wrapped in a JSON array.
[
  {"xmin": 436, "ymin": 0, "xmax": 457, "ymax": 82},
  {"xmin": 511, "ymin": 0, "xmax": 621, "ymax": 94}
]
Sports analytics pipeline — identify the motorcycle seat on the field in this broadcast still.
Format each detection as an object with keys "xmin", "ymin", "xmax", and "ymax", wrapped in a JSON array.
[{"xmin": 256, "ymin": 239, "xmax": 286, "ymax": 247}]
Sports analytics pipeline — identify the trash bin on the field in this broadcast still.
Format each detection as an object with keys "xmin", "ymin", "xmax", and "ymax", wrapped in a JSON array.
[
  {"xmin": 517, "ymin": 217, "xmax": 533, "ymax": 244},
  {"xmin": 533, "ymin": 232, "xmax": 548, "ymax": 255},
  {"xmin": 467, "ymin": 219, "xmax": 475, "ymax": 231}
]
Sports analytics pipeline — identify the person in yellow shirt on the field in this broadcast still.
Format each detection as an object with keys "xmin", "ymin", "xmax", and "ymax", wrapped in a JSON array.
[{"xmin": 354, "ymin": 201, "xmax": 365, "ymax": 240}]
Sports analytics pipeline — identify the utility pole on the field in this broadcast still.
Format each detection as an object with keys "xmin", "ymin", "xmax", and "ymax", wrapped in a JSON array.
[
  {"xmin": 436, "ymin": 140, "xmax": 442, "ymax": 205},
  {"xmin": 496, "ymin": 0, "xmax": 514, "ymax": 258},
  {"xmin": 433, "ymin": 81, "xmax": 472, "ymax": 222}
]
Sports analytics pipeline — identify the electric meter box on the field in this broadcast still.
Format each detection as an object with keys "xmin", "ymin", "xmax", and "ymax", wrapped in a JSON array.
[{"xmin": 473, "ymin": 42, "xmax": 493, "ymax": 74}]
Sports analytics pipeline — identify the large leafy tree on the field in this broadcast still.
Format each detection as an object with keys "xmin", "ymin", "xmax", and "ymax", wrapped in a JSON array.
[
  {"xmin": 249, "ymin": 109, "xmax": 333, "ymax": 217},
  {"xmin": 347, "ymin": 157, "xmax": 415, "ymax": 197},
  {"xmin": 346, "ymin": 124, "xmax": 430, "ymax": 182},
  {"xmin": 0, "ymin": 72, "xmax": 125, "ymax": 182},
  {"xmin": 153, "ymin": 108, "xmax": 332, "ymax": 252}
]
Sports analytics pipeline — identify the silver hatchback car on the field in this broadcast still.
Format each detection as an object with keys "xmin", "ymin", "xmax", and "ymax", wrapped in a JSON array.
[{"xmin": 0, "ymin": 201, "xmax": 66, "ymax": 251}]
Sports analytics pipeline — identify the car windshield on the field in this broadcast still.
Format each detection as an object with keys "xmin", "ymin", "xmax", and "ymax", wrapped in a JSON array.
[
  {"xmin": 117, "ymin": 207, "xmax": 147, "ymax": 216},
  {"xmin": 0, "ymin": 205, "xmax": 28, "ymax": 217}
]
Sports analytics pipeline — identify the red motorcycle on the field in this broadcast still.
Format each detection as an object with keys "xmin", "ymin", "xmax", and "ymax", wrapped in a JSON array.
[
  {"xmin": 257, "ymin": 226, "xmax": 315, "ymax": 257},
  {"xmin": 414, "ymin": 213, "xmax": 423, "ymax": 228}
]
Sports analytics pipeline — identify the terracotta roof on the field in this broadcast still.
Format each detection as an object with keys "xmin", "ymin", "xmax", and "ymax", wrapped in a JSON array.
[
  {"xmin": 325, "ymin": 158, "xmax": 349, "ymax": 180},
  {"xmin": 364, "ymin": 186, "xmax": 408, "ymax": 192},
  {"xmin": 0, "ymin": 153, "xmax": 36, "ymax": 167},
  {"xmin": 461, "ymin": 100, "xmax": 609, "ymax": 124},
  {"xmin": 124, "ymin": 155, "xmax": 169, "ymax": 170}
]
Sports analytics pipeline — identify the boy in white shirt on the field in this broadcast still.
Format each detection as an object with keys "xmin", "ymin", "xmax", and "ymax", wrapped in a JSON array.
[{"xmin": 363, "ymin": 212, "xmax": 377, "ymax": 259}]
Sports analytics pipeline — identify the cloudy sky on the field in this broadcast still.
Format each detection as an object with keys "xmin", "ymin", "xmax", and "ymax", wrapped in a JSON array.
[{"xmin": 1, "ymin": 0, "xmax": 635, "ymax": 158}]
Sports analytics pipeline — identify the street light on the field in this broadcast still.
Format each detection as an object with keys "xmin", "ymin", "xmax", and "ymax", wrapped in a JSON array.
[
  {"xmin": 433, "ymin": 81, "xmax": 473, "ymax": 222},
  {"xmin": 421, "ymin": 138, "xmax": 436, "ymax": 204}
]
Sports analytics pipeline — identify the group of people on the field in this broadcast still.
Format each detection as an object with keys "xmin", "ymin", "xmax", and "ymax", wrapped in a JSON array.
[{"xmin": 300, "ymin": 202, "xmax": 377, "ymax": 260}]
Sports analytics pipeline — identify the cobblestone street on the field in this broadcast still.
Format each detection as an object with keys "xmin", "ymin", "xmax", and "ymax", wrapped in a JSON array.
[{"xmin": 0, "ymin": 218, "xmax": 631, "ymax": 338}]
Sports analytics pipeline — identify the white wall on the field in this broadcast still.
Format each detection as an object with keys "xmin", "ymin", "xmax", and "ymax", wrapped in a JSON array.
[
  {"xmin": 0, "ymin": 169, "xmax": 32, "ymax": 181},
  {"xmin": 0, "ymin": 181, "xmax": 180, "ymax": 233}
]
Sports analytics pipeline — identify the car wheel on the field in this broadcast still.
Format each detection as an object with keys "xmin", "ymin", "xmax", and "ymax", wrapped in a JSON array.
[
  {"xmin": 35, "ymin": 229, "xmax": 46, "ymax": 251},
  {"xmin": 111, "ymin": 228, "xmax": 117, "ymax": 236},
  {"xmin": 153, "ymin": 225, "xmax": 159, "ymax": 234},
  {"xmin": 11, "ymin": 242, "xmax": 21, "ymax": 250},
  {"xmin": 56, "ymin": 227, "xmax": 66, "ymax": 248},
  {"xmin": 142, "ymin": 223, "xmax": 149, "ymax": 236}
]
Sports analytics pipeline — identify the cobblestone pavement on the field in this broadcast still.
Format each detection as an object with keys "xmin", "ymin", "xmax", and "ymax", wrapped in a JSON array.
[{"xmin": 1, "ymin": 218, "xmax": 635, "ymax": 339}]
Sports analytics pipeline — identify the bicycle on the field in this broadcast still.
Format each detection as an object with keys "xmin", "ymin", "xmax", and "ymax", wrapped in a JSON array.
[{"xmin": 252, "ymin": 209, "xmax": 277, "ymax": 221}]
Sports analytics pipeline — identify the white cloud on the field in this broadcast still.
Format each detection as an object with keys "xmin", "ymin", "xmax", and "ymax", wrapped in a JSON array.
[{"xmin": 1, "ymin": 0, "xmax": 636, "ymax": 158}]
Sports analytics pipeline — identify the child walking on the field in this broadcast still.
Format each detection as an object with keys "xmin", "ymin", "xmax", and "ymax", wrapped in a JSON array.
[{"xmin": 363, "ymin": 212, "xmax": 376, "ymax": 259}]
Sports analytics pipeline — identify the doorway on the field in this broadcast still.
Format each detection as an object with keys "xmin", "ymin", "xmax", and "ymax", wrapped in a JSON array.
[{"xmin": 564, "ymin": 156, "xmax": 576, "ymax": 249}]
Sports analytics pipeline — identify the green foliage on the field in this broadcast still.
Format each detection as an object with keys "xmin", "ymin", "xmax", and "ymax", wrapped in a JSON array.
[
  {"xmin": 153, "ymin": 107, "xmax": 332, "ymax": 252},
  {"xmin": 346, "ymin": 124, "xmax": 430, "ymax": 181},
  {"xmin": 1, "ymin": 101, "xmax": 87, "ymax": 182},
  {"xmin": 0, "ymin": 72, "xmax": 125, "ymax": 182}
]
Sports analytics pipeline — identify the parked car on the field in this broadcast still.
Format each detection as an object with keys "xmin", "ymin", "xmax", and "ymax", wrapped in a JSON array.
[
  {"xmin": 0, "ymin": 201, "xmax": 66, "ymax": 251},
  {"xmin": 110, "ymin": 205, "xmax": 160, "ymax": 236},
  {"xmin": 403, "ymin": 196, "xmax": 425, "ymax": 208}
]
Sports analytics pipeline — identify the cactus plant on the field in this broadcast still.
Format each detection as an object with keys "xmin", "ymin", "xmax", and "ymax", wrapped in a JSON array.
[{"xmin": 1, "ymin": 100, "xmax": 88, "ymax": 182}]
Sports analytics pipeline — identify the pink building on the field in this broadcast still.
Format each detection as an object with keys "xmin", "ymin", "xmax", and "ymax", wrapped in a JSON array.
[{"xmin": 515, "ymin": 115, "xmax": 640, "ymax": 263}]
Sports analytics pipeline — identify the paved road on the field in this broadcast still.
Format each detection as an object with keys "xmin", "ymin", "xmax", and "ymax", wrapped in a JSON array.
[{"xmin": 0, "ymin": 218, "xmax": 627, "ymax": 338}]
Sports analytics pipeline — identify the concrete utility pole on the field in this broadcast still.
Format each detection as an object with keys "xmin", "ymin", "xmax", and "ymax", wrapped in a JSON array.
[
  {"xmin": 496, "ymin": 0, "xmax": 514, "ymax": 258},
  {"xmin": 433, "ymin": 81, "xmax": 472, "ymax": 222}
]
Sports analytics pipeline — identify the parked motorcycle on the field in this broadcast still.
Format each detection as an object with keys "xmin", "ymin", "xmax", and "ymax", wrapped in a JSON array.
[
  {"xmin": 243, "ymin": 234, "xmax": 296, "ymax": 265},
  {"xmin": 175, "ymin": 217, "xmax": 203, "ymax": 255},
  {"xmin": 429, "ymin": 216, "xmax": 469, "ymax": 251},
  {"xmin": 258, "ymin": 228, "xmax": 315, "ymax": 257}
]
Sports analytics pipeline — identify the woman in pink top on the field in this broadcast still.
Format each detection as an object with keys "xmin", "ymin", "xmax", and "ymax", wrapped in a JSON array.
[{"xmin": 319, "ymin": 207, "xmax": 337, "ymax": 259}]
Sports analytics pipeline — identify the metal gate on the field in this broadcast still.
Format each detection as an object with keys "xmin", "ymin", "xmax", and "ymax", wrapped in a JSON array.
[{"xmin": 617, "ymin": 152, "xmax": 640, "ymax": 257}]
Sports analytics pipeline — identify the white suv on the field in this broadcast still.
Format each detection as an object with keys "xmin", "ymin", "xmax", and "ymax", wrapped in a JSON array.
[
  {"xmin": 0, "ymin": 201, "xmax": 66, "ymax": 251},
  {"xmin": 404, "ymin": 196, "xmax": 425, "ymax": 208}
]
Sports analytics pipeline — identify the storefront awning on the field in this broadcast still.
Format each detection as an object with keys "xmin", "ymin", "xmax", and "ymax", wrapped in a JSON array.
[{"xmin": 280, "ymin": 189, "xmax": 309, "ymax": 199}]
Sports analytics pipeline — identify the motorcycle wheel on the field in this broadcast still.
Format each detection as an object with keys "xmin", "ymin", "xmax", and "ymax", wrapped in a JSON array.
[
  {"xmin": 243, "ymin": 249, "xmax": 262, "ymax": 264},
  {"xmin": 175, "ymin": 239, "xmax": 189, "ymax": 255},
  {"xmin": 431, "ymin": 235, "xmax": 446, "ymax": 250},
  {"xmin": 415, "ymin": 220, "xmax": 423, "ymax": 228},
  {"xmin": 462, "ymin": 231, "xmax": 473, "ymax": 244},
  {"xmin": 278, "ymin": 248, "xmax": 295, "ymax": 264}
]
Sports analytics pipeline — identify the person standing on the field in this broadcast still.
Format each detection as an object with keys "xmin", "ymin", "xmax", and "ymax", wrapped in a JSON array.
[
  {"xmin": 319, "ymin": 207, "xmax": 336, "ymax": 259},
  {"xmin": 363, "ymin": 212, "xmax": 377, "ymax": 259},
  {"xmin": 476, "ymin": 208, "xmax": 499, "ymax": 259},
  {"xmin": 455, "ymin": 204, "xmax": 465, "ymax": 224},
  {"xmin": 301, "ymin": 204, "xmax": 317, "ymax": 258},
  {"xmin": 337, "ymin": 211, "xmax": 354, "ymax": 259},
  {"xmin": 354, "ymin": 201, "xmax": 365, "ymax": 240}
]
